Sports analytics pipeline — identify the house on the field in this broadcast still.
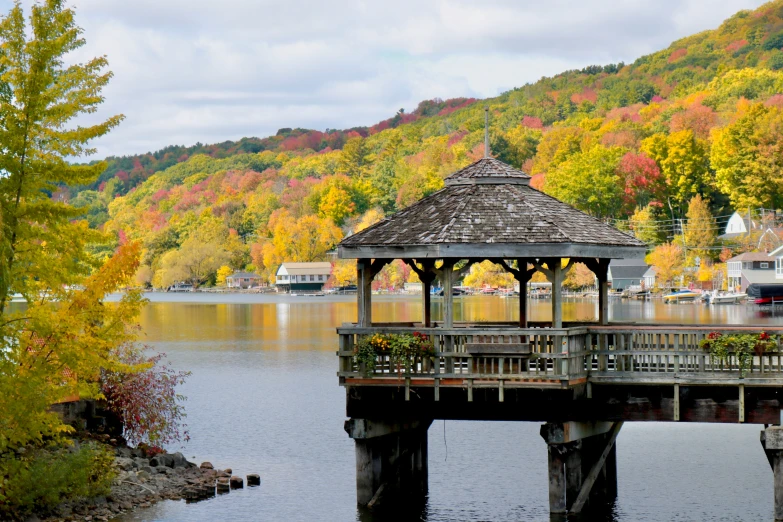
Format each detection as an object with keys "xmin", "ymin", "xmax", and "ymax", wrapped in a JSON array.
[
  {"xmin": 642, "ymin": 266, "xmax": 656, "ymax": 289},
  {"xmin": 275, "ymin": 262, "xmax": 332, "ymax": 292},
  {"xmin": 719, "ymin": 211, "xmax": 758, "ymax": 240},
  {"xmin": 726, "ymin": 252, "xmax": 776, "ymax": 292},
  {"xmin": 226, "ymin": 271, "xmax": 262, "ymax": 289},
  {"xmin": 608, "ymin": 259, "xmax": 649, "ymax": 291},
  {"xmin": 771, "ymin": 244, "xmax": 783, "ymax": 281}
]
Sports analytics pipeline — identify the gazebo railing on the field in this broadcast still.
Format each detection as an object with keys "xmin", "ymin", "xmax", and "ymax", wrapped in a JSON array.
[
  {"xmin": 337, "ymin": 325, "xmax": 590, "ymax": 385},
  {"xmin": 586, "ymin": 326, "xmax": 783, "ymax": 383},
  {"xmin": 338, "ymin": 324, "xmax": 783, "ymax": 388}
]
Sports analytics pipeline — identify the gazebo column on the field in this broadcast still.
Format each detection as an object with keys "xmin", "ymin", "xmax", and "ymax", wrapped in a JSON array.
[
  {"xmin": 517, "ymin": 258, "xmax": 530, "ymax": 328},
  {"xmin": 551, "ymin": 259, "xmax": 563, "ymax": 329},
  {"xmin": 441, "ymin": 260, "xmax": 455, "ymax": 328},
  {"xmin": 357, "ymin": 259, "xmax": 389, "ymax": 328},
  {"xmin": 596, "ymin": 259, "xmax": 611, "ymax": 326},
  {"xmin": 403, "ymin": 259, "xmax": 437, "ymax": 327},
  {"xmin": 357, "ymin": 259, "xmax": 373, "ymax": 327}
]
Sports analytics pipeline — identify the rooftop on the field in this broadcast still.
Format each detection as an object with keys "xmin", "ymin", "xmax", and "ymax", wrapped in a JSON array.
[
  {"xmin": 340, "ymin": 157, "xmax": 644, "ymax": 260},
  {"xmin": 727, "ymin": 252, "xmax": 775, "ymax": 262},
  {"xmin": 277, "ymin": 262, "xmax": 333, "ymax": 276}
]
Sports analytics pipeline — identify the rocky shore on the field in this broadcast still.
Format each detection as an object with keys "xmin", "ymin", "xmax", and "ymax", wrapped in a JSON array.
[{"xmin": 34, "ymin": 442, "xmax": 253, "ymax": 522}]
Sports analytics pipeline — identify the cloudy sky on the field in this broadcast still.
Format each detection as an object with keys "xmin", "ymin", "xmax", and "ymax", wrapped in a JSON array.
[{"xmin": 0, "ymin": 0, "xmax": 770, "ymax": 157}]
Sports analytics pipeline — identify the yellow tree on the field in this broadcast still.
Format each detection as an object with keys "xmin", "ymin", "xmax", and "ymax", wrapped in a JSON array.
[
  {"xmin": 331, "ymin": 260, "xmax": 357, "ymax": 286},
  {"xmin": 648, "ymin": 243, "xmax": 684, "ymax": 288},
  {"xmin": 216, "ymin": 265, "xmax": 233, "ymax": 286},
  {"xmin": 683, "ymin": 194, "xmax": 716, "ymax": 262},
  {"xmin": 463, "ymin": 261, "xmax": 515, "ymax": 289},
  {"xmin": 0, "ymin": 0, "xmax": 150, "ymax": 457},
  {"xmin": 563, "ymin": 263, "xmax": 596, "ymax": 290}
]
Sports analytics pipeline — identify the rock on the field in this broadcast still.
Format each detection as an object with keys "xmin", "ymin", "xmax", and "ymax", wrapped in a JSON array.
[
  {"xmin": 149, "ymin": 454, "xmax": 173, "ymax": 468},
  {"xmin": 224, "ymin": 468, "xmax": 232, "ymax": 474},
  {"xmin": 116, "ymin": 447, "xmax": 132, "ymax": 458},
  {"xmin": 140, "ymin": 465, "xmax": 153, "ymax": 475},
  {"xmin": 247, "ymin": 473, "xmax": 261, "ymax": 486},
  {"xmin": 130, "ymin": 447, "xmax": 144, "ymax": 458},
  {"xmin": 24, "ymin": 515, "xmax": 41, "ymax": 522},
  {"xmin": 169, "ymin": 452, "xmax": 188, "ymax": 468},
  {"xmin": 137, "ymin": 470, "xmax": 151, "ymax": 481},
  {"xmin": 115, "ymin": 457, "xmax": 135, "ymax": 471},
  {"xmin": 229, "ymin": 476, "xmax": 243, "ymax": 489},
  {"xmin": 216, "ymin": 481, "xmax": 230, "ymax": 494}
]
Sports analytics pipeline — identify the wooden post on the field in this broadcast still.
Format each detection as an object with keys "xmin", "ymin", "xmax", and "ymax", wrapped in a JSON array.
[
  {"xmin": 518, "ymin": 258, "xmax": 529, "ymax": 328},
  {"xmin": 597, "ymin": 259, "xmax": 610, "ymax": 326},
  {"xmin": 357, "ymin": 259, "xmax": 373, "ymax": 327},
  {"xmin": 345, "ymin": 418, "xmax": 432, "ymax": 507},
  {"xmin": 552, "ymin": 259, "xmax": 563, "ymax": 328},
  {"xmin": 422, "ymin": 278, "xmax": 432, "ymax": 327},
  {"xmin": 760, "ymin": 426, "xmax": 783, "ymax": 521},
  {"xmin": 442, "ymin": 261, "xmax": 454, "ymax": 328}
]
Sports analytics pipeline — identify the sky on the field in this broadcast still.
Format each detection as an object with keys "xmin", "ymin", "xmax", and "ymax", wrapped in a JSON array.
[{"xmin": 0, "ymin": 0, "xmax": 771, "ymax": 158}]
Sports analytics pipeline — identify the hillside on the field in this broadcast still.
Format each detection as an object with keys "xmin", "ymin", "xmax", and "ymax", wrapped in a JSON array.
[{"xmin": 71, "ymin": 0, "xmax": 783, "ymax": 288}]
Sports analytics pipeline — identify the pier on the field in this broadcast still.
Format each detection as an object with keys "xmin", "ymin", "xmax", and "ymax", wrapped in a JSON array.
[{"xmin": 335, "ymin": 154, "xmax": 783, "ymax": 519}]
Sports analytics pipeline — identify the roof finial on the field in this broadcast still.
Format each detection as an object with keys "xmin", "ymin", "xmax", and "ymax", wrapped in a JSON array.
[{"xmin": 484, "ymin": 106, "xmax": 490, "ymax": 159}]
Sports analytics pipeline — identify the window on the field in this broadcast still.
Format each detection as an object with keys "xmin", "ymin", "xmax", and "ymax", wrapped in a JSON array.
[
  {"xmin": 761, "ymin": 262, "xmax": 769, "ymax": 269},
  {"xmin": 777, "ymin": 259, "xmax": 783, "ymax": 277},
  {"xmin": 310, "ymin": 275, "xmax": 315, "ymax": 281},
  {"xmin": 318, "ymin": 275, "xmax": 323, "ymax": 281}
]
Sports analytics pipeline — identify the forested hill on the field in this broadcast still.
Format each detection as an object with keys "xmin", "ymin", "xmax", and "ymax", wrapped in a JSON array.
[{"xmin": 73, "ymin": 0, "xmax": 783, "ymax": 287}]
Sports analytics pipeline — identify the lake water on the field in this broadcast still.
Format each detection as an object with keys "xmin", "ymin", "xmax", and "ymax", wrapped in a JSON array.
[{"xmin": 115, "ymin": 294, "xmax": 783, "ymax": 522}]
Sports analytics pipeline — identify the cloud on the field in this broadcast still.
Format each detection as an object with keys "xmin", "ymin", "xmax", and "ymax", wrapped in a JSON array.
[{"xmin": 0, "ymin": 0, "xmax": 769, "ymax": 157}]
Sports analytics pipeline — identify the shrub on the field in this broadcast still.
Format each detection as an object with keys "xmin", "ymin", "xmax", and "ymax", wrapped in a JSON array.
[
  {"xmin": 101, "ymin": 345, "xmax": 190, "ymax": 447},
  {"xmin": 353, "ymin": 333, "xmax": 435, "ymax": 376},
  {"xmin": 0, "ymin": 442, "xmax": 115, "ymax": 519}
]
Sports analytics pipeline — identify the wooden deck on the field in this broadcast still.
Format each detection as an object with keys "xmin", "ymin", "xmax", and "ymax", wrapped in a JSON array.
[{"xmin": 338, "ymin": 323, "xmax": 783, "ymax": 424}]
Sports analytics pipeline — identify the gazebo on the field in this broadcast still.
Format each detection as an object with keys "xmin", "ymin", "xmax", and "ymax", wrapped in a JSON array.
[{"xmin": 338, "ymin": 156, "xmax": 646, "ymax": 329}]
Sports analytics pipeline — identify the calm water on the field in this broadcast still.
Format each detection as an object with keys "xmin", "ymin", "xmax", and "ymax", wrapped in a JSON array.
[{"xmin": 114, "ymin": 294, "xmax": 783, "ymax": 522}]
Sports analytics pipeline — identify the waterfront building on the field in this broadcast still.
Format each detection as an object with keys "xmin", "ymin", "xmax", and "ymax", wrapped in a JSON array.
[
  {"xmin": 275, "ymin": 262, "xmax": 332, "ymax": 292},
  {"xmin": 726, "ymin": 252, "xmax": 776, "ymax": 292},
  {"xmin": 718, "ymin": 211, "xmax": 758, "ymax": 240},
  {"xmin": 607, "ymin": 258, "xmax": 649, "ymax": 291},
  {"xmin": 225, "ymin": 270, "xmax": 262, "ymax": 289}
]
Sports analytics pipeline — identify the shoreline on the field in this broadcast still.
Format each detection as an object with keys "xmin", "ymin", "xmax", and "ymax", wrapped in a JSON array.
[{"xmin": 37, "ymin": 440, "xmax": 247, "ymax": 522}]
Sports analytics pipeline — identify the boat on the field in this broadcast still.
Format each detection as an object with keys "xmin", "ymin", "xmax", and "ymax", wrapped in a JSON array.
[
  {"xmin": 747, "ymin": 284, "xmax": 783, "ymax": 305},
  {"xmin": 705, "ymin": 290, "xmax": 747, "ymax": 304},
  {"xmin": 663, "ymin": 289, "xmax": 701, "ymax": 303}
]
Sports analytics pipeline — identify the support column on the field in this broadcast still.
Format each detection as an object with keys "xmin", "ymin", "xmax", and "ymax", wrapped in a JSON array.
[
  {"xmin": 541, "ymin": 421, "xmax": 622, "ymax": 515},
  {"xmin": 357, "ymin": 259, "xmax": 373, "ymax": 327},
  {"xmin": 346, "ymin": 418, "xmax": 432, "ymax": 508},
  {"xmin": 597, "ymin": 259, "xmax": 610, "ymax": 326},
  {"xmin": 517, "ymin": 258, "xmax": 529, "ymax": 328},
  {"xmin": 761, "ymin": 426, "xmax": 783, "ymax": 521},
  {"xmin": 442, "ymin": 260, "xmax": 455, "ymax": 328},
  {"xmin": 551, "ymin": 259, "xmax": 563, "ymax": 328}
]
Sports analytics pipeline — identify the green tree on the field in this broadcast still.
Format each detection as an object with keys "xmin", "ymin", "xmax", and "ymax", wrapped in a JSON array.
[
  {"xmin": 0, "ymin": 0, "xmax": 150, "ymax": 467},
  {"xmin": 710, "ymin": 102, "xmax": 783, "ymax": 209},
  {"xmin": 628, "ymin": 205, "xmax": 664, "ymax": 244},
  {"xmin": 544, "ymin": 145, "xmax": 625, "ymax": 219}
]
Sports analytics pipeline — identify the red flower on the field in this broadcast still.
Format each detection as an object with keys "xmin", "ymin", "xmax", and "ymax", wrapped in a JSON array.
[
  {"xmin": 760, "ymin": 332, "xmax": 770, "ymax": 341},
  {"xmin": 708, "ymin": 332, "xmax": 722, "ymax": 340}
]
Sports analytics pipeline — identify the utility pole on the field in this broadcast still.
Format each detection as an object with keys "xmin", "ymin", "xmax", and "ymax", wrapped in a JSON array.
[{"xmin": 484, "ymin": 106, "xmax": 490, "ymax": 158}]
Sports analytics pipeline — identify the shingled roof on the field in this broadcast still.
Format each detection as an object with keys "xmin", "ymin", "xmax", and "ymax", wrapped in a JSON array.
[{"xmin": 339, "ymin": 158, "xmax": 646, "ymax": 260}]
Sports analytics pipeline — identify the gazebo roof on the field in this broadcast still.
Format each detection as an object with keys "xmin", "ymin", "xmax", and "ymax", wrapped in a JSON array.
[{"xmin": 339, "ymin": 157, "xmax": 646, "ymax": 260}]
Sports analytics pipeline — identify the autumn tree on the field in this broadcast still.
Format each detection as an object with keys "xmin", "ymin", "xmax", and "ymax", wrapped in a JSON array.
[
  {"xmin": 544, "ymin": 145, "xmax": 625, "ymax": 219},
  {"xmin": 154, "ymin": 236, "xmax": 229, "ymax": 288},
  {"xmin": 648, "ymin": 242, "xmax": 684, "ymax": 288},
  {"xmin": 216, "ymin": 265, "xmax": 233, "ymax": 286},
  {"xmin": 563, "ymin": 263, "xmax": 596, "ymax": 290},
  {"xmin": 463, "ymin": 261, "xmax": 515, "ymax": 289},
  {"xmin": 683, "ymin": 194, "xmax": 716, "ymax": 261},
  {"xmin": 641, "ymin": 130, "xmax": 710, "ymax": 215},
  {"xmin": 628, "ymin": 205, "xmax": 664, "ymax": 245},
  {"xmin": 710, "ymin": 102, "xmax": 783, "ymax": 209}
]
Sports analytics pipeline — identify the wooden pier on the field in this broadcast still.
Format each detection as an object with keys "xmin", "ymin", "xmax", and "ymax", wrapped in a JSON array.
[{"xmin": 334, "ymin": 151, "xmax": 783, "ymax": 519}]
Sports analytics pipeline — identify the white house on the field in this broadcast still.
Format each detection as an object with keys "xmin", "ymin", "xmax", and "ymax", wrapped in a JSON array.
[
  {"xmin": 642, "ymin": 266, "xmax": 656, "ymax": 289},
  {"xmin": 772, "ymin": 244, "xmax": 783, "ymax": 281},
  {"xmin": 275, "ymin": 262, "xmax": 332, "ymax": 292},
  {"xmin": 719, "ymin": 211, "xmax": 758, "ymax": 240}
]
